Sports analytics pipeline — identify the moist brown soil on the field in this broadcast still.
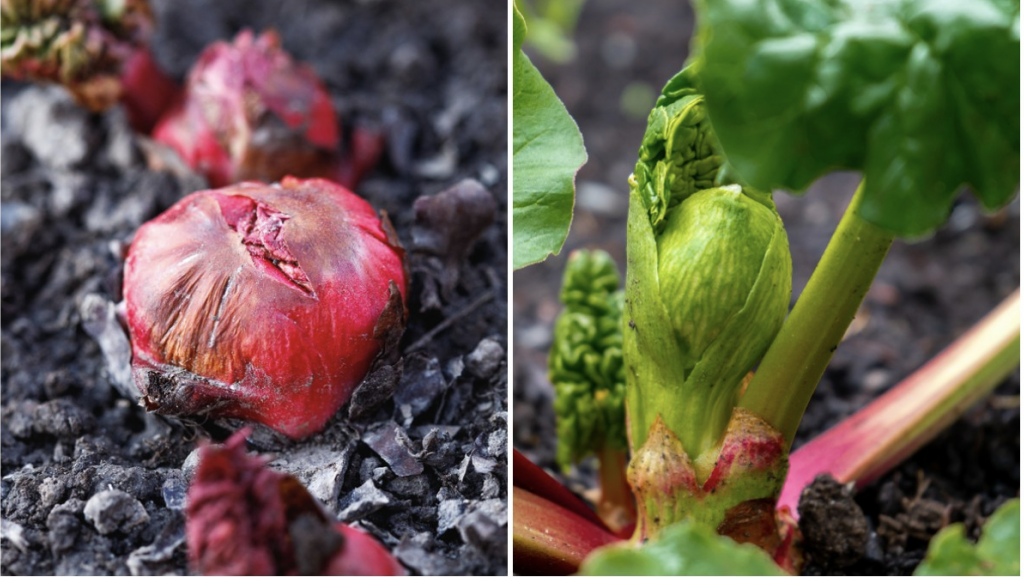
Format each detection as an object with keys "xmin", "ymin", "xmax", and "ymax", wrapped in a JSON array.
[
  {"xmin": 1, "ymin": 1, "xmax": 507, "ymax": 575},
  {"xmin": 512, "ymin": 1, "xmax": 1019, "ymax": 575}
]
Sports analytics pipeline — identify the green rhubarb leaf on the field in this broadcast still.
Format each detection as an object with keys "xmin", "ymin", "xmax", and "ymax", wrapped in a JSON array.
[
  {"xmin": 915, "ymin": 499, "xmax": 1020, "ymax": 576},
  {"xmin": 579, "ymin": 519, "xmax": 785, "ymax": 576},
  {"xmin": 550, "ymin": 249, "xmax": 627, "ymax": 470},
  {"xmin": 693, "ymin": 0, "xmax": 1020, "ymax": 237},
  {"xmin": 512, "ymin": 3, "xmax": 587, "ymax": 269}
]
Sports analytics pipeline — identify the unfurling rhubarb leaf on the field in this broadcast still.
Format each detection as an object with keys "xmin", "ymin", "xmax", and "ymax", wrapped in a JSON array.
[
  {"xmin": 124, "ymin": 178, "xmax": 406, "ymax": 439},
  {"xmin": 579, "ymin": 518, "xmax": 785, "ymax": 576},
  {"xmin": 915, "ymin": 499, "xmax": 1020, "ymax": 576},
  {"xmin": 512, "ymin": 3, "xmax": 586, "ymax": 269},
  {"xmin": 0, "ymin": 0, "xmax": 178, "ymax": 131},
  {"xmin": 187, "ymin": 429, "xmax": 404, "ymax": 575},
  {"xmin": 623, "ymin": 67, "xmax": 791, "ymax": 537},
  {"xmin": 550, "ymin": 249, "xmax": 627, "ymax": 469},
  {"xmin": 693, "ymin": 0, "xmax": 1020, "ymax": 237},
  {"xmin": 152, "ymin": 29, "xmax": 346, "ymax": 188},
  {"xmin": 550, "ymin": 249, "xmax": 634, "ymax": 534}
]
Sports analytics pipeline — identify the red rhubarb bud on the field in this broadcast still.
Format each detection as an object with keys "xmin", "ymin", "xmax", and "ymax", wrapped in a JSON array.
[
  {"xmin": 188, "ymin": 429, "xmax": 405, "ymax": 575},
  {"xmin": 123, "ymin": 177, "xmax": 406, "ymax": 439},
  {"xmin": 152, "ymin": 29, "xmax": 345, "ymax": 188}
]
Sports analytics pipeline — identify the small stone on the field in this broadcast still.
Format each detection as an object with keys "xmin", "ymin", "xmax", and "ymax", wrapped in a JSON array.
[
  {"xmin": 465, "ymin": 338, "xmax": 504, "ymax": 379},
  {"xmin": 0, "ymin": 520, "xmax": 29, "ymax": 553},
  {"xmin": 33, "ymin": 399, "xmax": 95, "ymax": 438},
  {"xmin": 46, "ymin": 498, "xmax": 85, "ymax": 553},
  {"xmin": 161, "ymin": 477, "xmax": 188, "ymax": 510},
  {"xmin": 437, "ymin": 499, "xmax": 466, "ymax": 533},
  {"xmin": 8, "ymin": 86, "xmax": 96, "ymax": 170},
  {"xmin": 181, "ymin": 449, "xmax": 201, "ymax": 479},
  {"xmin": 798, "ymin": 474, "xmax": 869, "ymax": 568},
  {"xmin": 38, "ymin": 477, "xmax": 67, "ymax": 509},
  {"xmin": 363, "ymin": 420, "xmax": 424, "ymax": 477},
  {"xmin": 337, "ymin": 479, "xmax": 391, "ymax": 523},
  {"xmin": 83, "ymin": 489, "xmax": 150, "ymax": 535}
]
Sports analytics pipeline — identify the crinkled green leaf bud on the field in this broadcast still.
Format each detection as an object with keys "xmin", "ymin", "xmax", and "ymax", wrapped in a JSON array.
[
  {"xmin": 550, "ymin": 249, "xmax": 628, "ymax": 471},
  {"xmin": 623, "ymin": 67, "xmax": 792, "ymax": 526}
]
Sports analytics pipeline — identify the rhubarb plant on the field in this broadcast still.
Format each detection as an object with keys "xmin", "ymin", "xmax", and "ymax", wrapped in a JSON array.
[
  {"xmin": 514, "ymin": 0, "xmax": 1019, "ymax": 573},
  {"xmin": 0, "ymin": 0, "xmax": 179, "ymax": 131},
  {"xmin": 549, "ymin": 249, "xmax": 633, "ymax": 534}
]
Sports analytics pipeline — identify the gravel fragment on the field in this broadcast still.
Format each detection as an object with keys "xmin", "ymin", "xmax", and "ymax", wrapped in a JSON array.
[
  {"xmin": 394, "ymin": 532, "xmax": 459, "ymax": 576},
  {"xmin": 337, "ymin": 479, "xmax": 391, "ymax": 523},
  {"xmin": 394, "ymin": 355, "xmax": 448, "ymax": 426},
  {"xmin": 1, "ymin": 520, "xmax": 30, "ymax": 553},
  {"xmin": 8, "ymin": 86, "xmax": 97, "ymax": 170},
  {"xmin": 363, "ymin": 420, "xmax": 425, "ymax": 477},
  {"xmin": 799, "ymin": 474, "xmax": 869, "ymax": 569},
  {"xmin": 46, "ymin": 499, "xmax": 85, "ymax": 554},
  {"xmin": 33, "ymin": 399, "xmax": 95, "ymax": 438},
  {"xmin": 83, "ymin": 490, "xmax": 150, "ymax": 535},
  {"xmin": 465, "ymin": 338, "xmax": 504, "ymax": 379},
  {"xmin": 160, "ymin": 476, "xmax": 188, "ymax": 511}
]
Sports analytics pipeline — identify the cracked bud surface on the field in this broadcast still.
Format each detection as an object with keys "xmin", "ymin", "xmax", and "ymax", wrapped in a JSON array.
[{"xmin": 124, "ymin": 177, "xmax": 406, "ymax": 439}]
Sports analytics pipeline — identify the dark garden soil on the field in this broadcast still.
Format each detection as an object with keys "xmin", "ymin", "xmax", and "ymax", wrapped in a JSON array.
[
  {"xmin": 1, "ymin": 1, "xmax": 507, "ymax": 575},
  {"xmin": 512, "ymin": 0, "xmax": 1020, "ymax": 575}
]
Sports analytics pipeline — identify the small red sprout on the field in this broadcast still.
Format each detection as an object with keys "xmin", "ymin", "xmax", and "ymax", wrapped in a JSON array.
[
  {"xmin": 188, "ymin": 429, "xmax": 405, "ymax": 576},
  {"xmin": 152, "ymin": 29, "xmax": 378, "ymax": 188},
  {"xmin": 123, "ymin": 177, "xmax": 406, "ymax": 439}
]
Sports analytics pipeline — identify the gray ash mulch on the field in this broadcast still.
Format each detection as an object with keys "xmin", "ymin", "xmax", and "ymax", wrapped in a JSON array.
[
  {"xmin": 1, "ymin": 1, "xmax": 507, "ymax": 575},
  {"xmin": 513, "ymin": 0, "xmax": 1018, "ymax": 575}
]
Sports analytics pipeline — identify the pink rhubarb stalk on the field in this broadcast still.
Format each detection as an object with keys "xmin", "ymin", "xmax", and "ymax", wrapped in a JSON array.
[
  {"xmin": 512, "ymin": 486, "xmax": 622, "ymax": 576},
  {"xmin": 779, "ymin": 289, "xmax": 1021, "ymax": 517}
]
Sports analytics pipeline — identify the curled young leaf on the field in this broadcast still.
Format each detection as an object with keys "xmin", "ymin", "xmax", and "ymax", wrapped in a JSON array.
[{"xmin": 550, "ymin": 249, "xmax": 627, "ymax": 470}]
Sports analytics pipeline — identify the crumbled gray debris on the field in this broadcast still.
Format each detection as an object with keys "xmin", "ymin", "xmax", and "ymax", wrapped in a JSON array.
[
  {"xmin": 33, "ymin": 399, "xmax": 95, "ymax": 439},
  {"xmin": 6, "ymin": 86, "xmax": 97, "ymax": 170},
  {"xmin": 1, "ymin": 519, "xmax": 29, "ymax": 553},
  {"xmin": 395, "ymin": 532, "xmax": 459, "ymax": 576},
  {"xmin": 126, "ymin": 516, "xmax": 185, "ymax": 577},
  {"xmin": 337, "ymin": 479, "xmax": 392, "ymax": 522},
  {"xmin": 83, "ymin": 490, "xmax": 150, "ymax": 535},
  {"xmin": 394, "ymin": 355, "xmax": 448, "ymax": 426},
  {"xmin": 364, "ymin": 420, "xmax": 425, "ymax": 477},
  {"xmin": 160, "ymin": 476, "xmax": 188, "ymax": 511},
  {"xmin": 46, "ymin": 498, "xmax": 85, "ymax": 553},
  {"xmin": 437, "ymin": 498, "xmax": 467, "ymax": 534},
  {"xmin": 269, "ymin": 441, "xmax": 356, "ymax": 510}
]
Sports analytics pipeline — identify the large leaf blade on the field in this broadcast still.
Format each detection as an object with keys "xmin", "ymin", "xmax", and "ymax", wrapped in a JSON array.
[
  {"xmin": 694, "ymin": 0, "xmax": 1019, "ymax": 237},
  {"xmin": 512, "ymin": 4, "xmax": 587, "ymax": 269}
]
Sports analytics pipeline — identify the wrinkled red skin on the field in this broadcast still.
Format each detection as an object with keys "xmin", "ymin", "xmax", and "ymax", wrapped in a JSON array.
[
  {"xmin": 188, "ymin": 429, "xmax": 405, "ymax": 575},
  {"xmin": 124, "ymin": 177, "xmax": 406, "ymax": 439},
  {"xmin": 152, "ymin": 29, "xmax": 363, "ymax": 188}
]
